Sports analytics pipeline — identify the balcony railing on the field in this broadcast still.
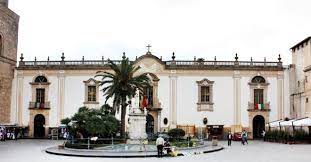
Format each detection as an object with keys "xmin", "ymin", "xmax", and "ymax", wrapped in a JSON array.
[
  {"xmin": 18, "ymin": 57, "xmax": 283, "ymax": 70},
  {"xmin": 247, "ymin": 102, "xmax": 270, "ymax": 111},
  {"xmin": 29, "ymin": 102, "xmax": 50, "ymax": 109}
]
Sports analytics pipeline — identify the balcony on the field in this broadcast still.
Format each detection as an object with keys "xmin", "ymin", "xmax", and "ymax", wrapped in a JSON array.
[
  {"xmin": 29, "ymin": 102, "xmax": 50, "ymax": 110},
  {"xmin": 247, "ymin": 102, "xmax": 270, "ymax": 112}
]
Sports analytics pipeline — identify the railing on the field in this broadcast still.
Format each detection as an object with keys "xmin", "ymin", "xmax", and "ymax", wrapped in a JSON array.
[
  {"xmin": 18, "ymin": 59, "xmax": 283, "ymax": 70},
  {"xmin": 247, "ymin": 102, "xmax": 270, "ymax": 111},
  {"xmin": 29, "ymin": 102, "xmax": 50, "ymax": 109},
  {"xmin": 20, "ymin": 60, "xmax": 122, "ymax": 67},
  {"xmin": 166, "ymin": 60, "xmax": 281, "ymax": 67}
]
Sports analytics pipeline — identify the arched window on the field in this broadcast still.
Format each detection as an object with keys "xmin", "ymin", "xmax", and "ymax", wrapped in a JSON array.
[
  {"xmin": 34, "ymin": 76, "xmax": 48, "ymax": 83},
  {"xmin": 251, "ymin": 76, "xmax": 266, "ymax": 84}
]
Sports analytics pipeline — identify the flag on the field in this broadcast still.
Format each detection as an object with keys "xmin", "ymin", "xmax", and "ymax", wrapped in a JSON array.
[
  {"xmin": 255, "ymin": 104, "xmax": 265, "ymax": 110},
  {"xmin": 141, "ymin": 96, "xmax": 148, "ymax": 108}
]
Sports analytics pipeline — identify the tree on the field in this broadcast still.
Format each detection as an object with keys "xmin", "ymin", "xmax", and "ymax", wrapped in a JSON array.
[
  {"xmin": 96, "ymin": 53, "xmax": 151, "ymax": 138},
  {"xmin": 61, "ymin": 106, "xmax": 119, "ymax": 137}
]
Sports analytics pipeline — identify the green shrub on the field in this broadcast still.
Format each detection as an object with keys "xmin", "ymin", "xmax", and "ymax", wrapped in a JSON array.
[{"xmin": 168, "ymin": 128, "xmax": 186, "ymax": 140}]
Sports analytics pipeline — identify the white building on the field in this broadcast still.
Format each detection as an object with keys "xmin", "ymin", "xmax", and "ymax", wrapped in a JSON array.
[{"xmin": 10, "ymin": 50, "xmax": 290, "ymax": 139}]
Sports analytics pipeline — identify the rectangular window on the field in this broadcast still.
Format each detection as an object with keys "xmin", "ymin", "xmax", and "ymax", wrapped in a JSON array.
[
  {"xmin": 87, "ymin": 86, "xmax": 96, "ymax": 102},
  {"xmin": 254, "ymin": 89, "xmax": 263, "ymax": 105},
  {"xmin": 36, "ymin": 88, "xmax": 45, "ymax": 103},
  {"xmin": 201, "ymin": 86, "xmax": 210, "ymax": 102}
]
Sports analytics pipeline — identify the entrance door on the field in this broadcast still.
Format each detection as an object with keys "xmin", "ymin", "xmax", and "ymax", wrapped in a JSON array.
[
  {"xmin": 253, "ymin": 115, "xmax": 265, "ymax": 138},
  {"xmin": 146, "ymin": 114, "xmax": 154, "ymax": 136},
  {"xmin": 34, "ymin": 114, "xmax": 45, "ymax": 138}
]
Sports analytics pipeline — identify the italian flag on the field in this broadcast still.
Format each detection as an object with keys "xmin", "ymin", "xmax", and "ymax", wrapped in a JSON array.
[{"xmin": 255, "ymin": 104, "xmax": 265, "ymax": 110}]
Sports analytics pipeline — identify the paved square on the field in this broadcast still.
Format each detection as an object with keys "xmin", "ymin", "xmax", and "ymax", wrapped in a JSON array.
[{"xmin": 0, "ymin": 140, "xmax": 310, "ymax": 162}]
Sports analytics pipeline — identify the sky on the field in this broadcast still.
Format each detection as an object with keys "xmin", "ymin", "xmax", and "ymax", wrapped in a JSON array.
[{"xmin": 9, "ymin": 0, "xmax": 311, "ymax": 64}]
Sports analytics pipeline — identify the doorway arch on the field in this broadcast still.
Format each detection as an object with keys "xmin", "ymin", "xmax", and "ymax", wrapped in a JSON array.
[
  {"xmin": 253, "ymin": 115, "xmax": 265, "ymax": 138},
  {"xmin": 34, "ymin": 114, "xmax": 45, "ymax": 138},
  {"xmin": 146, "ymin": 114, "xmax": 154, "ymax": 135}
]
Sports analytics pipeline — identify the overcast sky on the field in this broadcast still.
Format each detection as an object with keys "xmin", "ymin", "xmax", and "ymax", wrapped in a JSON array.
[{"xmin": 9, "ymin": 0, "xmax": 311, "ymax": 64}]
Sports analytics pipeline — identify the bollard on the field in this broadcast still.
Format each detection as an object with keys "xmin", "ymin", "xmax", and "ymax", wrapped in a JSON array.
[
  {"xmin": 212, "ymin": 136, "xmax": 218, "ymax": 146},
  {"xmin": 87, "ymin": 137, "xmax": 90, "ymax": 150}
]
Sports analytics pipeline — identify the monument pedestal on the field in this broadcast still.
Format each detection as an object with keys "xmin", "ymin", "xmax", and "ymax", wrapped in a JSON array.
[{"xmin": 127, "ymin": 111, "xmax": 148, "ymax": 144}]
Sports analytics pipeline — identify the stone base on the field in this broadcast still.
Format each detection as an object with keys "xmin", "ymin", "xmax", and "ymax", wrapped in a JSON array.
[
  {"xmin": 127, "ymin": 112, "xmax": 147, "ymax": 144},
  {"xmin": 231, "ymin": 125, "xmax": 242, "ymax": 133},
  {"xmin": 126, "ymin": 139, "xmax": 148, "ymax": 145}
]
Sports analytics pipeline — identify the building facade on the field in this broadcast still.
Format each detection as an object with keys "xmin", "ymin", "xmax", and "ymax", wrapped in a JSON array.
[
  {"xmin": 290, "ymin": 37, "xmax": 311, "ymax": 119},
  {"xmin": 0, "ymin": 0, "xmax": 19, "ymax": 123},
  {"xmin": 11, "ymin": 51, "xmax": 290, "ymax": 139}
]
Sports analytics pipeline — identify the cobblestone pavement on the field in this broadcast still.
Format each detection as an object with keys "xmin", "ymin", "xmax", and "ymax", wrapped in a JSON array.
[{"xmin": 0, "ymin": 139, "xmax": 310, "ymax": 162}]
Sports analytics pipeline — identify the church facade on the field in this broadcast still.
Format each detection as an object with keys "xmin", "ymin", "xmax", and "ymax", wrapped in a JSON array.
[{"xmin": 11, "ymin": 51, "xmax": 290, "ymax": 139}]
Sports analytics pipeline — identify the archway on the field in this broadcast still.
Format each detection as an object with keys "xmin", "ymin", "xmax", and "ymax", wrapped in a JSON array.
[
  {"xmin": 253, "ymin": 115, "xmax": 265, "ymax": 138},
  {"xmin": 34, "ymin": 114, "xmax": 45, "ymax": 138},
  {"xmin": 146, "ymin": 114, "xmax": 154, "ymax": 136}
]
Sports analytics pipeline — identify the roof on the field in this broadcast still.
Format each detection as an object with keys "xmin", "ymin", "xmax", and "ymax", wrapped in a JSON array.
[{"xmin": 290, "ymin": 36, "xmax": 311, "ymax": 50}]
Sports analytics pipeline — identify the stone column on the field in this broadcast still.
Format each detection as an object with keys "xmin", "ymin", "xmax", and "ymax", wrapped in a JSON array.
[
  {"xmin": 232, "ymin": 71, "xmax": 242, "ymax": 132},
  {"xmin": 169, "ymin": 71, "xmax": 177, "ymax": 128},
  {"xmin": 277, "ymin": 72, "xmax": 284, "ymax": 119},
  {"xmin": 16, "ymin": 71, "xmax": 24, "ymax": 125},
  {"xmin": 57, "ymin": 70, "xmax": 65, "ymax": 125}
]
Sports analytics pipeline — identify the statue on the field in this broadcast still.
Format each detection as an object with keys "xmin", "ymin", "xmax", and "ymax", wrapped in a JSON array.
[{"xmin": 134, "ymin": 88, "xmax": 140, "ymax": 108}]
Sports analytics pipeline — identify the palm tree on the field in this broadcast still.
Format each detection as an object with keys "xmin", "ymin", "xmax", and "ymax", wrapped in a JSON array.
[{"xmin": 95, "ymin": 53, "xmax": 151, "ymax": 138}]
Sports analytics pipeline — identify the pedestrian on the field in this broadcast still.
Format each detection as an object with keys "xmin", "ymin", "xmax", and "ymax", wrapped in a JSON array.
[
  {"xmin": 156, "ymin": 135, "xmax": 165, "ymax": 158},
  {"xmin": 227, "ymin": 131, "xmax": 233, "ymax": 146},
  {"xmin": 262, "ymin": 130, "xmax": 266, "ymax": 141},
  {"xmin": 242, "ymin": 130, "xmax": 248, "ymax": 145},
  {"xmin": 14, "ymin": 128, "xmax": 18, "ymax": 140}
]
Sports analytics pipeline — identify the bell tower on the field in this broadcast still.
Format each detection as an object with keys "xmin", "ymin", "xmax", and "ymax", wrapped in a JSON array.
[{"xmin": 0, "ymin": 0, "xmax": 19, "ymax": 123}]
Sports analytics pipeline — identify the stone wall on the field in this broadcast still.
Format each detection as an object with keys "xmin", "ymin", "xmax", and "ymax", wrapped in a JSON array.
[{"xmin": 0, "ymin": 3, "xmax": 19, "ymax": 123}]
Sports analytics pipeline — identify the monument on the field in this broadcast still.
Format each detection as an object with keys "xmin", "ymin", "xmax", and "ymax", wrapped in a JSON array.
[{"xmin": 127, "ymin": 88, "xmax": 148, "ymax": 144}]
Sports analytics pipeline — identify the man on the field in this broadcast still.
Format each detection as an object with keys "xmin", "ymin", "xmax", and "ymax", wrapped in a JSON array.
[
  {"xmin": 156, "ymin": 135, "xmax": 165, "ymax": 158},
  {"xmin": 227, "ymin": 131, "xmax": 233, "ymax": 146}
]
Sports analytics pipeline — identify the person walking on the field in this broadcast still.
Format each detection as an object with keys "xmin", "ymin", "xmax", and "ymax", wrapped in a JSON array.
[
  {"xmin": 156, "ymin": 135, "xmax": 165, "ymax": 158},
  {"xmin": 227, "ymin": 131, "xmax": 233, "ymax": 146},
  {"xmin": 242, "ymin": 130, "xmax": 248, "ymax": 145}
]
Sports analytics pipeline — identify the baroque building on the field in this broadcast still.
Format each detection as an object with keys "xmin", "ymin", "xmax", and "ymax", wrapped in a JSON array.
[
  {"xmin": 12, "ymin": 50, "xmax": 290, "ymax": 139},
  {"xmin": 0, "ymin": 0, "xmax": 19, "ymax": 123}
]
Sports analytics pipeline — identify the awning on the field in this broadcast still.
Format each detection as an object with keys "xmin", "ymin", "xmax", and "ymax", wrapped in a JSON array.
[
  {"xmin": 280, "ymin": 119, "xmax": 296, "ymax": 126},
  {"xmin": 293, "ymin": 117, "xmax": 311, "ymax": 126},
  {"xmin": 267, "ymin": 120, "xmax": 283, "ymax": 127}
]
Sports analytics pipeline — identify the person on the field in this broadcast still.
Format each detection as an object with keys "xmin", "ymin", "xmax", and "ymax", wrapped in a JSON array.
[
  {"xmin": 14, "ymin": 128, "xmax": 18, "ymax": 140},
  {"xmin": 156, "ymin": 135, "xmax": 165, "ymax": 158},
  {"xmin": 262, "ymin": 130, "xmax": 266, "ymax": 141},
  {"xmin": 227, "ymin": 131, "xmax": 233, "ymax": 146},
  {"xmin": 242, "ymin": 130, "xmax": 248, "ymax": 145},
  {"xmin": 164, "ymin": 139, "xmax": 172, "ymax": 154}
]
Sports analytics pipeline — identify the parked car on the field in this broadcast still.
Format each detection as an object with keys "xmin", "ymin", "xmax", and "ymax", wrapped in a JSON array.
[{"xmin": 233, "ymin": 132, "xmax": 242, "ymax": 141}]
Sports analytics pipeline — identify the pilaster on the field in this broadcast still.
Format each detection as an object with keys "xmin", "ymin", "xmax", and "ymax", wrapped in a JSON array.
[
  {"xmin": 57, "ymin": 70, "xmax": 65, "ymax": 125},
  {"xmin": 232, "ymin": 70, "xmax": 242, "ymax": 132},
  {"xmin": 277, "ymin": 72, "xmax": 284, "ymax": 119},
  {"xmin": 169, "ymin": 70, "xmax": 177, "ymax": 128},
  {"xmin": 16, "ymin": 71, "xmax": 23, "ymax": 125}
]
